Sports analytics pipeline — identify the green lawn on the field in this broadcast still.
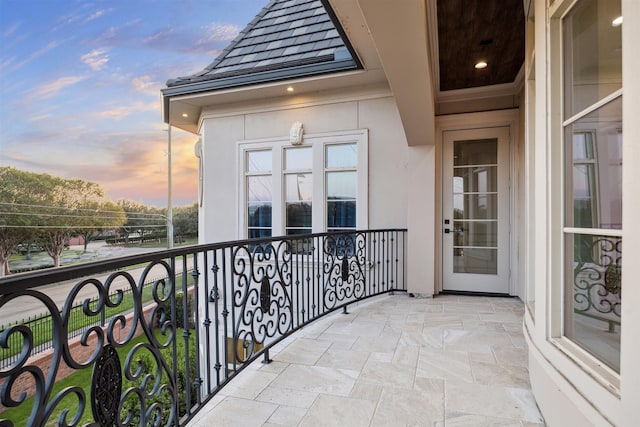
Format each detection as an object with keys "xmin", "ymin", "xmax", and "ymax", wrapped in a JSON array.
[{"xmin": 0, "ymin": 328, "xmax": 196, "ymax": 426}]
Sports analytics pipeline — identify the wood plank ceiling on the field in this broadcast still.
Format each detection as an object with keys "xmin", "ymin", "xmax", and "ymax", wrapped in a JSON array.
[{"xmin": 437, "ymin": 0, "xmax": 525, "ymax": 91}]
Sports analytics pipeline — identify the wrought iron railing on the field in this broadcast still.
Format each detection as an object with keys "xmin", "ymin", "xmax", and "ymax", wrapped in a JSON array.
[
  {"xmin": 0, "ymin": 272, "xmax": 188, "ymax": 370},
  {"xmin": 0, "ymin": 229, "xmax": 406, "ymax": 426}
]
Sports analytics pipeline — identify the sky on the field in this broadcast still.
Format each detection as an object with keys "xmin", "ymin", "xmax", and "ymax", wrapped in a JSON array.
[{"xmin": 0, "ymin": 0, "xmax": 267, "ymax": 207}]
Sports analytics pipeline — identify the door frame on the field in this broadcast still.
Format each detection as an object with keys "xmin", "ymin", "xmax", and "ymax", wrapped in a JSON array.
[{"xmin": 435, "ymin": 109, "xmax": 521, "ymax": 296}]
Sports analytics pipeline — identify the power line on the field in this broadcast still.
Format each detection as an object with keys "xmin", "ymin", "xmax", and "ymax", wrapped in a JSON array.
[
  {"xmin": 1, "ymin": 225, "xmax": 165, "ymax": 230},
  {"xmin": 0, "ymin": 202, "xmax": 168, "ymax": 218}
]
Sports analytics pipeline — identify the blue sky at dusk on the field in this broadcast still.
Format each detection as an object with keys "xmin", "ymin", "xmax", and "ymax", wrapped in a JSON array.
[{"xmin": 0, "ymin": 0, "xmax": 267, "ymax": 206}]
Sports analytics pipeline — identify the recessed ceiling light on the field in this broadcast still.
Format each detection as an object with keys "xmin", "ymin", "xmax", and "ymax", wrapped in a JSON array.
[
  {"xmin": 612, "ymin": 16, "xmax": 623, "ymax": 27},
  {"xmin": 286, "ymin": 86, "xmax": 294, "ymax": 92},
  {"xmin": 181, "ymin": 113, "xmax": 188, "ymax": 117},
  {"xmin": 474, "ymin": 61, "xmax": 488, "ymax": 69}
]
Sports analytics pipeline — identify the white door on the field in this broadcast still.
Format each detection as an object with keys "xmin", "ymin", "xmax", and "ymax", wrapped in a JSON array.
[{"xmin": 442, "ymin": 127, "xmax": 510, "ymax": 294}]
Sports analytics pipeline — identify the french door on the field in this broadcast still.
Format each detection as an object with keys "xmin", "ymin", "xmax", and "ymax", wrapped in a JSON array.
[{"xmin": 442, "ymin": 127, "xmax": 510, "ymax": 294}]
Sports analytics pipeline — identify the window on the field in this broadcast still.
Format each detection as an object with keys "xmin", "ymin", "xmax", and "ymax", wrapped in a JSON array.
[
  {"xmin": 239, "ymin": 130, "xmax": 367, "ymax": 239},
  {"xmin": 562, "ymin": 0, "xmax": 622, "ymax": 372}
]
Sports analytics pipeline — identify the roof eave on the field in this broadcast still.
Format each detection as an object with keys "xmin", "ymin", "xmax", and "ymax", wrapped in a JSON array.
[{"xmin": 162, "ymin": 59, "xmax": 359, "ymax": 99}]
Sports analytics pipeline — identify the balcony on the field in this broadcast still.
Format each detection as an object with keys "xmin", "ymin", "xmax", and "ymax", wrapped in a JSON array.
[
  {"xmin": 188, "ymin": 292, "xmax": 543, "ymax": 426},
  {"xmin": 0, "ymin": 229, "xmax": 543, "ymax": 426}
]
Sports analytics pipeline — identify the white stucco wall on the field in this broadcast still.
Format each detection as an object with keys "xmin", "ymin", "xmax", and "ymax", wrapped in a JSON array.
[{"xmin": 197, "ymin": 86, "xmax": 433, "ymax": 294}]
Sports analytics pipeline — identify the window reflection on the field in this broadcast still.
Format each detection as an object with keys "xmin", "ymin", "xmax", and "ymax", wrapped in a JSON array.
[
  {"xmin": 565, "ymin": 98, "xmax": 622, "ymax": 230},
  {"xmin": 247, "ymin": 150, "xmax": 272, "ymax": 239},
  {"xmin": 563, "ymin": 0, "xmax": 622, "ymax": 373}
]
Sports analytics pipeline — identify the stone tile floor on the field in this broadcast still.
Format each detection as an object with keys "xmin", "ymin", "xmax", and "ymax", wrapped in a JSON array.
[{"xmin": 188, "ymin": 293, "xmax": 545, "ymax": 426}]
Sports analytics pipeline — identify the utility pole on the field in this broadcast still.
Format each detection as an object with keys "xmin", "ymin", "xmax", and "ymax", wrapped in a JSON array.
[{"xmin": 167, "ymin": 125, "xmax": 174, "ymax": 249}]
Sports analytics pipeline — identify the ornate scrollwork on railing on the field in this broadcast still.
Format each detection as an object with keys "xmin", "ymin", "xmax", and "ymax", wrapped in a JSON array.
[
  {"xmin": 1, "ymin": 229, "xmax": 406, "ymax": 426},
  {"xmin": 92, "ymin": 344, "xmax": 122, "ymax": 425},
  {"xmin": 323, "ymin": 232, "xmax": 367, "ymax": 310},
  {"xmin": 0, "ymin": 259, "xmax": 177, "ymax": 426},
  {"xmin": 231, "ymin": 241, "xmax": 293, "ymax": 363},
  {"xmin": 573, "ymin": 236, "xmax": 622, "ymax": 329}
]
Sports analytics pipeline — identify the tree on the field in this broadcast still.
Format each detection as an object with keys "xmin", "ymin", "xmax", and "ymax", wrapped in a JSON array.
[
  {"xmin": 0, "ymin": 167, "xmax": 127, "ymax": 273},
  {"xmin": 0, "ymin": 167, "xmax": 54, "ymax": 275},
  {"xmin": 172, "ymin": 203, "xmax": 198, "ymax": 243},
  {"xmin": 39, "ymin": 178, "xmax": 127, "ymax": 267},
  {"xmin": 73, "ymin": 200, "xmax": 126, "ymax": 252},
  {"xmin": 117, "ymin": 200, "xmax": 165, "ymax": 245}
]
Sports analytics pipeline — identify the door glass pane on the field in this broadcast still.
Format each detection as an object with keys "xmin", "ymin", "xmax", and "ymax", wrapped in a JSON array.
[
  {"xmin": 453, "ymin": 194, "xmax": 497, "ymax": 220},
  {"xmin": 454, "ymin": 166, "xmax": 497, "ymax": 193},
  {"xmin": 563, "ymin": 0, "xmax": 622, "ymax": 119},
  {"xmin": 453, "ymin": 248, "xmax": 497, "ymax": 275},
  {"xmin": 453, "ymin": 221, "xmax": 497, "ymax": 247},
  {"xmin": 452, "ymin": 138, "xmax": 499, "ymax": 275},
  {"xmin": 454, "ymin": 139, "xmax": 497, "ymax": 165}
]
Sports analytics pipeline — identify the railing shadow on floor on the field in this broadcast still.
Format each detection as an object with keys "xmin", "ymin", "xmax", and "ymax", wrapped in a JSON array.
[{"xmin": 0, "ymin": 229, "xmax": 406, "ymax": 426}]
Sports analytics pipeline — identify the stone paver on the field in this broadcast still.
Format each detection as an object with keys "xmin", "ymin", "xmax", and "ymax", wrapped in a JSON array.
[{"xmin": 188, "ymin": 294, "xmax": 545, "ymax": 426}]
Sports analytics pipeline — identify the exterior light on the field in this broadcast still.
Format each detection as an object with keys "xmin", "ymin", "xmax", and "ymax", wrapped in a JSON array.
[
  {"xmin": 612, "ymin": 16, "xmax": 623, "ymax": 27},
  {"xmin": 286, "ymin": 86, "xmax": 294, "ymax": 92},
  {"xmin": 181, "ymin": 113, "xmax": 189, "ymax": 118},
  {"xmin": 475, "ymin": 61, "xmax": 488, "ymax": 69}
]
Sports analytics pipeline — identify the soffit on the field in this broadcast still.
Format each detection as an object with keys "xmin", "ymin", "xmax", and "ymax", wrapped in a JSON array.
[{"xmin": 436, "ymin": 0, "xmax": 525, "ymax": 91}]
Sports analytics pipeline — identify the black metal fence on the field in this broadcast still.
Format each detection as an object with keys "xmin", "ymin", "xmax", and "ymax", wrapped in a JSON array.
[{"xmin": 0, "ymin": 229, "xmax": 406, "ymax": 426}]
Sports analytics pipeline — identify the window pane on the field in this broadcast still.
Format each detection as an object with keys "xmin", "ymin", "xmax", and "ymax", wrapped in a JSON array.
[
  {"xmin": 248, "ymin": 202, "xmax": 272, "ymax": 228},
  {"xmin": 565, "ymin": 233, "xmax": 621, "ymax": 371},
  {"xmin": 565, "ymin": 97, "xmax": 622, "ymax": 229},
  {"xmin": 285, "ymin": 173, "xmax": 312, "ymax": 202},
  {"xmin": 248, "ymin": 228, "xmax": 272, "ymax": 239},
  {"xmin": 454, "ymin": 139, "xmax": 497, "ymax": 166},
  {"xmin": 247, "ymin": 176, "xmax": 272, "ymax": 202},
  {"xmin": 247, "ymin": 150, "xmax": 271, "ymax": 172},
  {"xmin": 286, "ymin": 202, "xmax": 312, "ymax": 227},
  {"xmin": 285, "ymin": 146, "xmax": 312, "ymax": 170},
  {"xmin": 573, "ymin": 132, "xmax": 594, "ymax": 160},
  {"xmin": 327, "ymin": 171, "xmax": 356, "ymax": 199},
  {"xmin": 326, "ymin": 143, "xmax": 357, "ymax": 168},
  {"xmin": 563, "ymin": 0, "xmax": 622, "ymax": 119},
  {"xmin": 327, "ymin": 201, "xmax": 356, "ymax": 228}
]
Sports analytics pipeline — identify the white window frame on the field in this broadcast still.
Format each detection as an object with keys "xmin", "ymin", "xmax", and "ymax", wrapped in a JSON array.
[
  {"xmin": 546, "ymin": 0, "xmax": 622, "ymax": 387},
  {"xmin": 237, "ymin": 129, "xmax": 368, "ymax": 239}
]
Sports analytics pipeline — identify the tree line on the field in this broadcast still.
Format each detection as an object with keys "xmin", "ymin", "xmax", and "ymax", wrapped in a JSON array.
[{"xmin": 0, "ymin": 167, "xmax": 197, "ymax": 276}]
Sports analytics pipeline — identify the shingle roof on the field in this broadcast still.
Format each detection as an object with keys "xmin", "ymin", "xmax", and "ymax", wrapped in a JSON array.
[{"xmin": 165, "ymin": 0, "xmax": 360, "ymax": 92}]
